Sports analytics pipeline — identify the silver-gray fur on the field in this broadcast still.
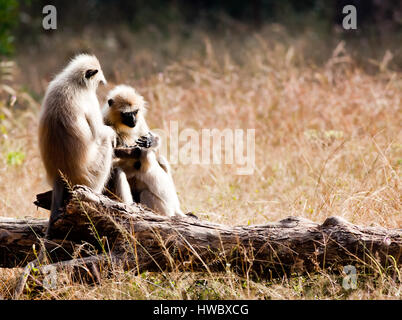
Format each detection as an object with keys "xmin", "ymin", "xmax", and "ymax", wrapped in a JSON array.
[{"xmin": 38, "ymin": 54, "xmax": 116, "ymax": 235}]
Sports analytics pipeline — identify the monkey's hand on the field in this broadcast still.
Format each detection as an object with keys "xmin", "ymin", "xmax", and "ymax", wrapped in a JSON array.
[{"xmin": 136, "ymin": 132, "xmax": 160, "ymax": 149}]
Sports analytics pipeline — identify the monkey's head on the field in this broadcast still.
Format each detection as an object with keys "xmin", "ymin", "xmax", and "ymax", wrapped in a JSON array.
[
  {"xmin": 63, "ymin": 54, "xmax": 107, "ymax": 90},
  {"xmin": 103, "ymin": 85, "xmax": 148, "ymax": 136}
]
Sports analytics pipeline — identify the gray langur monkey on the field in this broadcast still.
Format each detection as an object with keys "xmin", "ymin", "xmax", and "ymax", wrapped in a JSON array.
[
  {"xmin": 38, "ymin": 54, "xmax": 117, "ymax": 236},
  {"xmin": 103, "ymin": 85, "xmax": 186, "ymax": 217}
]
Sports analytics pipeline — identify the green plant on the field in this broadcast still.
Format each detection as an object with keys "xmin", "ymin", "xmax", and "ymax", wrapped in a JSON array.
[
  {"xmin": 0, "ymin": 0, "xmax": 19, "ymax": 56},
  {"xmin": 6, "ymin": 150, "xmax": 25, "ymax": 166}
]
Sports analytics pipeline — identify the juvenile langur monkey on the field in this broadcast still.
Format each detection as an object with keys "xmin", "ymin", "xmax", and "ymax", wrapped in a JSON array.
[
  {"xmin": 39, "ymin": 54, "xmax": 117, "ymax": 235},
  {"xmin": 103, "ymin": 85, "xmax": 186, "ymax": 217}
]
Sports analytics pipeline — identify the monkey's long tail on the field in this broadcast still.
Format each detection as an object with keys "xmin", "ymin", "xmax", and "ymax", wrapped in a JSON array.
[{"xmin": 46, "ymin": 176, "xmax": 67, "ymax": 238}]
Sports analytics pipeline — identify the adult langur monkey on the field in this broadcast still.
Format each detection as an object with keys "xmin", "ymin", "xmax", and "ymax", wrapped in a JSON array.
[{"xmin": 38, "ymin": 54, "xmax": 117, "ymax": 236}]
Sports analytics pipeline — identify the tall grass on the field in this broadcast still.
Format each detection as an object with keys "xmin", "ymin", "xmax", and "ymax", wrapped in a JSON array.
[{"xmin": 0, "ymin": 23, "xmax": 401, "ymax": 299}]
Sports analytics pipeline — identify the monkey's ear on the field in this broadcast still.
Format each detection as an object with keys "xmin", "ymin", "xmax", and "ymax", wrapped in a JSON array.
[
  {"xmin": 85, "ymin": 69, "xmax": 98, "ymax": 79},
  {"xmin": 108, "ymin": 99, "xmax": 114, "ymax": 107}
]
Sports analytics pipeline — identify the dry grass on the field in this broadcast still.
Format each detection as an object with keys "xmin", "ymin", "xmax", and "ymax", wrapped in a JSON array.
[{"xmin": 0, "ymin": 23, "xmax": 401, "ymax": 299}]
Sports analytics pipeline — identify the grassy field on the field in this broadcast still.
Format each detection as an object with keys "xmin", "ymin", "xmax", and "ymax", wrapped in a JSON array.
[{"xmin": 0, "ymin": 23, "xmax": 401, "ymax": 299}]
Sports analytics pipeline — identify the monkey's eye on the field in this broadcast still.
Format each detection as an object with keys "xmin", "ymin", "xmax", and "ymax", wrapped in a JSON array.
[
  {"xmin": 108, "ymin": 99, "xmax": 114, "ymax": 107},
  {"xmin": 85, "ymin": 69, "xmax": 98, "ymax": 79}
]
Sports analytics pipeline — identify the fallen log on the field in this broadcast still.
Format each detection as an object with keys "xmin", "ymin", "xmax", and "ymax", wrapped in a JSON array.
[
  {"xmin": 1, "ymin": 185, "xmax": 401, "ymax": 277},
  {"xmin": 0, "ymin": 217, "xmax": 47, "ymax": 267},
  {"xmin": 0, "ymin": 216, "xmax": 81, "ymax": 268}
]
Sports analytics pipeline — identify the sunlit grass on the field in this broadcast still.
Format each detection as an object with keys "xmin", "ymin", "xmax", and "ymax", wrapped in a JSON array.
[{"xmin": 0, "ymin": 23, "xmax": 401, "ymax": 299}]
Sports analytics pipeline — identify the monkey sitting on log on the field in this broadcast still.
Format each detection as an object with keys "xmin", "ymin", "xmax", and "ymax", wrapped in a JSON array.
[
  {"xmin": 38, "ymin": 54, "xmax": 119, "ymax": 235},
  {"xmin": 103, "ymin": 85, "xmax": 186, "ymax": 217}
]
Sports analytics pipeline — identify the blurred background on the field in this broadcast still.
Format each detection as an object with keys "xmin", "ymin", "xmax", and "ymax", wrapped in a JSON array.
[
  {"xmin": 0, "ymin": 0, "xmax": 401, "ymax": 300},
  {"xmin": 3, "ymin": 0, "xmax": 402, "ymax": 79}
]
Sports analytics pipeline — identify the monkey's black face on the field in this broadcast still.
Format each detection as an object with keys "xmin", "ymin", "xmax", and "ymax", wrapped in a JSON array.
[{"xmin": 121, "ymin": 111, "xmax": 137, "ymax": 128}]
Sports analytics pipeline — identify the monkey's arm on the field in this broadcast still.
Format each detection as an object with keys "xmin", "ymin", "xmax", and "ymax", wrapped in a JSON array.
[
  {"xmin": 86, "ymin": 114, "xmax": 116, "ymax": 146},
  {"xmin": 157, "ymin": 155, "xmax": 172, "ymax": 176},
  {"xmin": 114, "ymin": 146, "xmax": 142, "ymax": 159},
  {"xmin": 85, "ymin": 113, "xmax": 101, "ymax": 139},
  {"xmin": 136, "ymin": 132, "xmax": 170, "ymax": 173}
]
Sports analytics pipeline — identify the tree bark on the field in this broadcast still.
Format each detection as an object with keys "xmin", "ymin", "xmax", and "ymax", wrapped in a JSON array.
[
  {"xmin": 0, "ymin": 217, "xmax": 47, "ymax": 267},
  {"xmin": 1, "ymin": 185, "xmax": 401, "ymax": 277}
]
